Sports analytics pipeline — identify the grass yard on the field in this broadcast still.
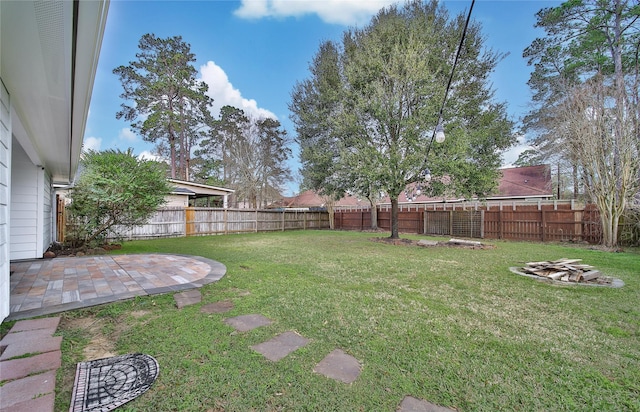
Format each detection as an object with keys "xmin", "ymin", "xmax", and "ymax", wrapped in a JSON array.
[{"xmin": 52, "ymin": 231, "xmax": 639, "ymax": 411}]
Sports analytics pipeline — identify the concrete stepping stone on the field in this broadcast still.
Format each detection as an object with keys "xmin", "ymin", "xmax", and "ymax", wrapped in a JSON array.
[
  {"xmin": 0, "ymin": 335, "xmax": 62, "ymax": 361},
  {"xmin": 200, "ymin": 300, "xmax": 234, "ymax": 314},
  {"xmin": 0, "ymin": 328, "xmax": 56, "ymax": 345},
  {"xmin": 224, "ymin": 314, "xmax": 272, "ymax": 332},
  {"xmin": 7, "ymin": 317, "xmax": 60, "ymax": 332},
  {"xmin": 1, "ymin": 392, "xmax": 55, "ymax": 412},
  {"xmin": 174, "ymin": 289, "xmax": 202, "ymax": 308},
  {"xmin": 0, "ymin": 350, "xmax": 61, "ymax": 381},
  {"xmin": 398, "ymin": 396, "xmax": 456, "ymax": 412},
  {"xmin": 0, "ymin": 370, "xmax": 56, "ymax": 410},
  {"xmin": 251, "ymin": 331, "xmax": 310, "ymax": 361},
  {"xmin": 313, "ymin": 349, "xmax": 361, "ymax": 383}
]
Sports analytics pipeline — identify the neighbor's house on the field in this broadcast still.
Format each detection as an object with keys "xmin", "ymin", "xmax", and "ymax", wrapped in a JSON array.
[
  {"xmin": 271, "ymin": 190, "xmax": 370, "ymax": 210},
  {"xmin": 391, "ymin": 164, "xmax": 554, "ymax": 204},
  {"xmin": 166, "ymin": 179, "xmax": 235, "ymax": 208},
  {"xmin": 278, "ymin": 165, "xmax": 553, "ymax": 209},
  {"xmin": 1, "ymin": 1, "xmax": 109, "ymax": 323}
]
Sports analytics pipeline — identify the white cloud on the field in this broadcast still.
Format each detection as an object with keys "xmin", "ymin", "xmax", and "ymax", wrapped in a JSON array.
[
  {"xmin": 234, "ymin": 0, "xmax": 396, "ymax": 25},
  {"xmin": 83, "ymin": 136, "xmax": 102, "ymax": 152},
  {"xmin": 119, "ymin": 127, "xmax": 138, "ymax": 142},
  {"xmin": 501, "ymin": 133, "xmax": 531, "ymax": 168},
  {"xmin": 137, "ymin": 151, "xmax": 165, "ymax": 162},
  {"xmin": 200, "ymin": 61, "xmax": 277, "ymax": 120}
]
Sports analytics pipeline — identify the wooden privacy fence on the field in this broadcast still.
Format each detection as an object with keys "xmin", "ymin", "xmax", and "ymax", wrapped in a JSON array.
[
  {"xmin": 334, "ymin": 201, "xmax": 605, "ymax": 243},
  {"xmin": 99, "ymin": 208, "xmax": 330, "ymax": 241}
]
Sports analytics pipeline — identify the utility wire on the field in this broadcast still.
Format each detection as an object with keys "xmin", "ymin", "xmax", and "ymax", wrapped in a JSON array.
[{"xmin": 424, "ymin": 0, "xmax": 476, "ymax": 163}]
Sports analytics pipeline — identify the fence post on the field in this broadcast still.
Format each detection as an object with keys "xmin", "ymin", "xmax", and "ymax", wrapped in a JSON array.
[
  {"xmin": 449, "ymin": 210, "xmax": 453, "ymax": 235},
  {"xmin": 224, "ymin": 208, "xmax": 228, "ymax": 235},
  {"xmin": 480, "ymin": 210, "xmax": 485, "ymax": 238},
  {"xmin": 423, "ymin": 210, "xmax": 427, "ymax": 234},
  {"xmin": 498, "ymin": 209, "xmax": 503, "ymax": 239},
  {"xmin": 282, "ymin": 210, "xmax": 285, "ymax": 231},
  {"xmin": 541, "ymin": 209, "xmax": 546, "ymax": 241}
]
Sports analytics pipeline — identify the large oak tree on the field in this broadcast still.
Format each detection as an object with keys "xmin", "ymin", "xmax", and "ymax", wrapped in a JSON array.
[{"xmin": 290, "ymin": 0, "xmax": 514, "ymax": 238}]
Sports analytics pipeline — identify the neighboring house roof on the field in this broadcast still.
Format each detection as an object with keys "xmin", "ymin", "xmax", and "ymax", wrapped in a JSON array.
[
  {"xmin": 171, "ymin": 187, "xmax": 197, "ymax": 196},
  {"xmin": 280, "ymin": 190, "xmax": 325, "ymax": 208},
  {"xmin": 168, "ymin": 179, "xmax": 234, "ymax": 198},
  {"xmin": 494, "ymin": 164, "xmax": 553, "ymax": 199},
  {"xmin": 1, "ymin": 0, "xmax": 110, "ymax": 185},
  {"xmin": 336, "ymin": 193, "xmax": 371, "ymax": 207},
  {"xmin": 274, "ymin": 191, "xmax": 372, "ymax": 209},
  {"xmin": 279, "ymin": 165, "xmax": 553, "ymax": 208},
  {"xmin": 393, "ymin": 165, "xmax": 553, "ymax": 204}
]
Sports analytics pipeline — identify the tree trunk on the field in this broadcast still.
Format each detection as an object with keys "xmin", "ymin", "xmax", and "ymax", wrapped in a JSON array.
[
  {"xmin": 573, "ymin": 164, "xmax": 579, "ymax": 199},
  {"xmin": 366, "ymin": 195, "xmax": 378, "ymax": 230},
  {"xmin": 370, "ymin": 203, "xmax": 378, "ymax": 230},
  {"xmin": 390, "ymin": 197, "xmax": 399, "ymax": 239},
  {"xmin": 600, "ymin": 208, "xmax": 614, "ymax": 248},
  {"xmin": 327, "ymin": 205, "xmax": 335, "ymax": 230},
  {"xmin": 557, "ymin": 162, "xmax": 561, "ymax": 199},
  {"xmin": 169, "ymin": 136, "xmax": 177, "ymax": 179},
  {"xmin": 597, "ymin": 196, "xmax": 619, "ymax": 248}
]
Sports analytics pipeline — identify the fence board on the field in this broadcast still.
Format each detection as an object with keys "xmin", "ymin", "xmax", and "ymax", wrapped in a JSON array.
[
  {"xmin": 333, "ymin": 201, "xmax": 613, "ymax": 244},
  {"xmin": 112, "ymin": 208, "xmax": 186, "ymax": 240},
  {"xmin": 89, "ymin": 208, "xmax": 330, "ymax": 241}
]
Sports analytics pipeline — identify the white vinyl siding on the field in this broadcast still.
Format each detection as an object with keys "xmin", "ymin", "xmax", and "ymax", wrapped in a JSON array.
[
  {"xmin": 165, "ymin": 194, "xmax": 189, "ymax": 208},
  {"xmin": 0, "ymin": 80, "xmax": 11, "ymax": 322},
  {"xmin": 10, "ymin": 140, "xmax": 49, "ymax": 260},
  {"xmin": 43, "ymin": 171, "xmax": 52, "ymax": 250}
]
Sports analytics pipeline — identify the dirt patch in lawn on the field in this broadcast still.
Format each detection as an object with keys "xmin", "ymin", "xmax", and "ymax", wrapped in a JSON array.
[
  {"xmin": 371, "ymin": 237, "xmax": 495, "ymax": 249},
  {"xmin": 60, "ymin": 311, "xmax": 152, "ymax": 361}
]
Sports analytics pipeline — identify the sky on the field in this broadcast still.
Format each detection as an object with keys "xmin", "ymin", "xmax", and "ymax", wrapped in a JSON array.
[{"xmin": 84, "ymin": 0, "xmax": 562, "ymax": 195}]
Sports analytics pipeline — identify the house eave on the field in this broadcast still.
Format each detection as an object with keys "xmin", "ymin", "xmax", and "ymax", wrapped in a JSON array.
[
  {"xmin": 0, "ymin": 0, "xmax": 109, "ymax": 185},
  {"xmin": 168, "ymin": 179, "xmax": 235, "ymax": 195}
]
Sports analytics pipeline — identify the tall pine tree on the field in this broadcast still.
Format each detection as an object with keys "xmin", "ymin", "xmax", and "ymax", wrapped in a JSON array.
[{"xmin": 114, "ymin": 34, "xmax": 214, "ymax": 180}]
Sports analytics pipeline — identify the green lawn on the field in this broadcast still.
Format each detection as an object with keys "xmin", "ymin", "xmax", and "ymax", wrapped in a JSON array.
[{"xmin": 54, "ymin": 231, "xmax": 639, "ymax": 411}]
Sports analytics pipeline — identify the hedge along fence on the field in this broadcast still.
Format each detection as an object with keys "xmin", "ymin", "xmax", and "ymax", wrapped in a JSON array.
[
  {"xmin": 333, "ymin": 200, "xmax": 626, "ymax": 244},
  {"xmin": 93, "ymin": 208, "xmax": 331, "ymax": 241}
]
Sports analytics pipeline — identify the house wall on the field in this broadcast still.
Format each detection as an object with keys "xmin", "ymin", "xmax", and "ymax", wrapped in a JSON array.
[
  {"xmin": 43, "ymin": 171, "xmax": 52, "ymax": 249},
  {"xmin": 10, "ymin": 139, "xmax": 51, "ymax": 260},
  {"xmin": 165, "ymin": 194, "xmax": 189, "ymax": 208},
  {"xmin": 0, "ymin": 80, "xmax": 11, "ymax": 322}
]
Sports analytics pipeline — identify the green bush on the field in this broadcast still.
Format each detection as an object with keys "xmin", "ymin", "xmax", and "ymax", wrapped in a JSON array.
[{"xmin": 67, "ymin": 149, "xmax": 172, "ymax": 247}]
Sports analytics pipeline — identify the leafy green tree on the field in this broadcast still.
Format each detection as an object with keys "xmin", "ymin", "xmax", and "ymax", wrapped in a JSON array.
[
  {"xmin": 68, "ymin": 149, "xmax": 172, "ymax": 246},
  {"xmin": 198, "ymin": 105, "xmax": 250, "ymax": 184},
  {"xmin": 514, "ymin": 149, "xmax": 544, "ymax": 167},
  {"xmin": 198, "ymin": 106, "xmax": 292, "ymax": 207},
  {"xmin": 523, "ymin": 0, "xmax": 640, "ymax": 246},
  {"xmin": 290, "ymin": 41, "xmax": 345, "ymax": 199},
  {"xmin": 290, "ymin": 0, "xmax": 514, "ymax": 238},
  {"xmin": 114, "ymin": 34, "xmax": 214, "ymax": 180}
]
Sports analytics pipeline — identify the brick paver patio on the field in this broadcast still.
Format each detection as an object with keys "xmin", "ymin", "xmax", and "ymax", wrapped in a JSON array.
[{"xmin": 8, "ymin": 254, "xmax": 226, "ymax": 321}]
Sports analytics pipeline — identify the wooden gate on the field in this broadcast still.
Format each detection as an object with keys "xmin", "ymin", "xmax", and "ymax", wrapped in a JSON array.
[
  {"xmin": 56, "ymin": 194, "xmax": 65, "ymax": 242},
  {"xmin": 185, "ymin": 207, "xmax": 196, "ymax": 236}
]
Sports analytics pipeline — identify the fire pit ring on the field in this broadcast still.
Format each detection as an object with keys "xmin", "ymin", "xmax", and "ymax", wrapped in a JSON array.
[{"xmin": 509, "ymin": 267, "xmax": 624, "ymax": 288}]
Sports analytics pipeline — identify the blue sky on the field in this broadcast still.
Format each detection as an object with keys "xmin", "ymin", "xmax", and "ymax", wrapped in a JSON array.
[{"xmin": 84, "ymin": 0, "xmax": 561, "ymax": 195}]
